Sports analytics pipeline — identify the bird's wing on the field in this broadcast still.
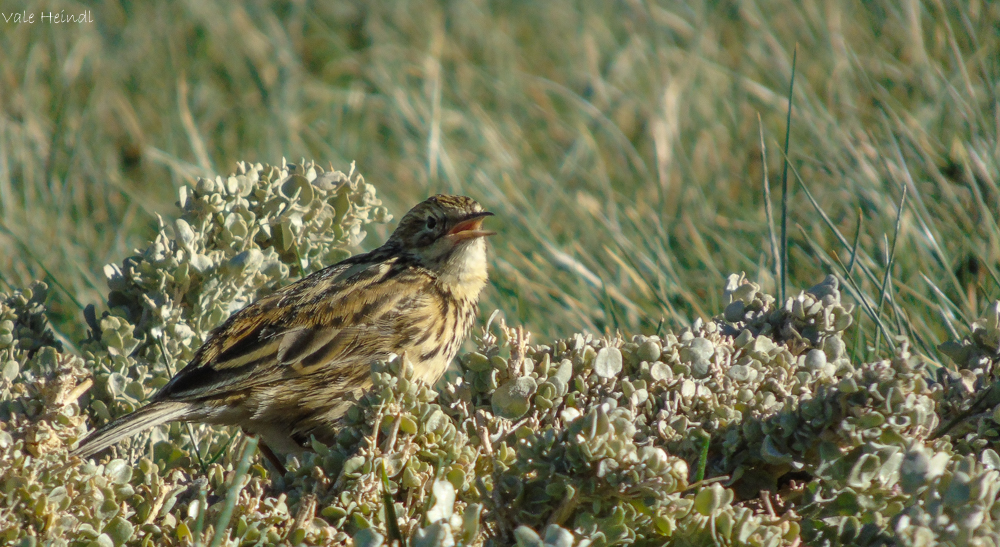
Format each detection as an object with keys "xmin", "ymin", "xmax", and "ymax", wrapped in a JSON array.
[{"xmin": 156, "ymin": 254, "xmax": 434, "ymax": 402}]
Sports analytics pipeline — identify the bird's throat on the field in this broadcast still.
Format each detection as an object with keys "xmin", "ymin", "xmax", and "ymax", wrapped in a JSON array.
[{"xmin": 436, "ymin": 238, "xmax": 489, "ymax": 301}]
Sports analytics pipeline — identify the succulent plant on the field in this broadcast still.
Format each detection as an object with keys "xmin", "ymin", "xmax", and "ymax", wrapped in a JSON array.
[{"xmin": 3, "ymin": 162, "xmax": 1000, "ymax": 546}]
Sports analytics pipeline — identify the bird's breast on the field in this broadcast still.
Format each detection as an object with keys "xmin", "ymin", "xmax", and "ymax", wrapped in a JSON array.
[{"xmin": 399, "ymin": 292, "xmax": 479, "ymax": 387}]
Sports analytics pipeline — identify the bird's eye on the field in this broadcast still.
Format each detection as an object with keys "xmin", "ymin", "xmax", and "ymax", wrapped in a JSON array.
[{"xmin": 426, "ymin": 217, "xmax": 437, "ymax": 230}]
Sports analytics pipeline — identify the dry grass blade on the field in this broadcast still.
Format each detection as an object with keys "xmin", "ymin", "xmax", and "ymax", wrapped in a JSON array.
[{"xmin": 759, "ymin": 112, "xmax": 779, "ymax": 283}]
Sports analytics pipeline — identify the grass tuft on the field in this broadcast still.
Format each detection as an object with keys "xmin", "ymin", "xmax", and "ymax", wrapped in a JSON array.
[{"xmin": 1, "ymin": 0, "xmax": 998, "ymax": 365}]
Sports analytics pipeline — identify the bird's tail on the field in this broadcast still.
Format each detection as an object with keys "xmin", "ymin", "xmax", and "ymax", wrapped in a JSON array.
[{"xmin": 71, "ymin": 401, "xmax": 192, "ymax": 459}]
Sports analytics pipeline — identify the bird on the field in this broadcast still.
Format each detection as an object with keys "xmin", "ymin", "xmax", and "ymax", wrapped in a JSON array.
[{"xmin": 71, "ymin": 194, "xmax": 494, "ymax": 474}]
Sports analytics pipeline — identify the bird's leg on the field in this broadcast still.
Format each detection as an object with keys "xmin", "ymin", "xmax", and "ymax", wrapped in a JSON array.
[
  {"xmin": 258, "ymin": 441, "xmax": 288, "ymax": 476},
  {"xmin": 243, "ymin": 428, "xmax": 288, "ymax": 475}
]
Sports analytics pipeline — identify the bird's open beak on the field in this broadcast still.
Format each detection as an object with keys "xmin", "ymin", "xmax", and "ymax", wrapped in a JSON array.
[{"xmin": 447, "ymin": 211, "xmax": 496, "ymax": 241}]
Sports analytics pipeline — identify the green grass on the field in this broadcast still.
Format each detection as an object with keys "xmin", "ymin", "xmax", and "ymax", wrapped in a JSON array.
[{"xmin": 1, "ymin": 0, "xmax": 997, "ymax": 365}]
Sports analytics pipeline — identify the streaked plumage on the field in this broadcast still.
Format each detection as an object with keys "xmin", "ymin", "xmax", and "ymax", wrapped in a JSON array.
[{"xmin": 72, "ymin": 194, "xmax": 494, "ymax": 472}]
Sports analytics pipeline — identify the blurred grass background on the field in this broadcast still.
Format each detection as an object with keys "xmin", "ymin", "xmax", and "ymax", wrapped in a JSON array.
[{"xmin": 0, "ymin": 0, "xmax": 997, "ymax": 366}]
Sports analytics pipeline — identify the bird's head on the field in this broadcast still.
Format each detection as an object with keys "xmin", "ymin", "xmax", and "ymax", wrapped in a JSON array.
[{"xmin": 387, "ymin": 195, "xmax": 495, "ymax": 280}]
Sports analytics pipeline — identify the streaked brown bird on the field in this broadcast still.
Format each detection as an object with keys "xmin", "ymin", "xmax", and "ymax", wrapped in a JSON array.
[{"xmin": 72, "ymin": 194, "xmax": 494, "ymax": 473}]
